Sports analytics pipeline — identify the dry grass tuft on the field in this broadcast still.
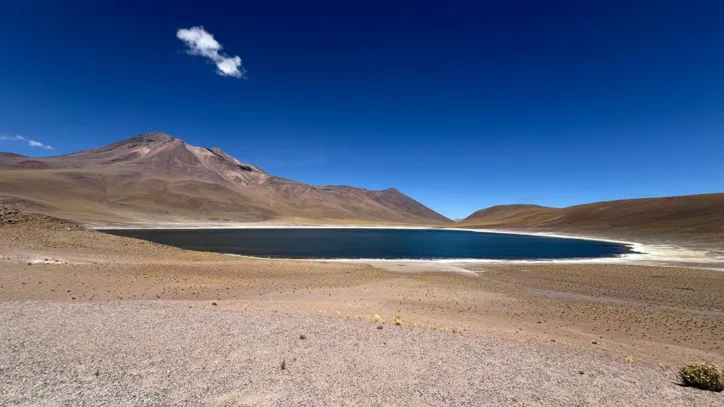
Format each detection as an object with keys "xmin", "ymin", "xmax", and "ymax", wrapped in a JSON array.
[{"xmin": 679, "ymin": 363, "xmax": 724, "ymax": 392}]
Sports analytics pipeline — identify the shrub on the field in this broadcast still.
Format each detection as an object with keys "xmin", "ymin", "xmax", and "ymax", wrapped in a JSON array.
[
  {"xmin": 300, "ymin": 334, "xmax": 307, "ymax": 340},
  {"xmin": 679, "ymin": 363, "xmax": 724, "ymax": 392},
  {"xmin": 394, "ymin": 316, "xmax": 404, "ymax": 326}
]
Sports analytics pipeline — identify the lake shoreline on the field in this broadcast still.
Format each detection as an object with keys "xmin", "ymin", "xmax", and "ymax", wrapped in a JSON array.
[{"xmin": 93, "ymin": 222, "xmax": 724, "ymax": 269}]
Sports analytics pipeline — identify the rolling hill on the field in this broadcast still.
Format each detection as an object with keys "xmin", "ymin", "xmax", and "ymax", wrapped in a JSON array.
[
  {"xmin": 0, "ymin": 132, "xmax": 450, "ymax": 225},
  {"xmin": 459, "ymin": 194, "xmax": 724, "ymax": 241}
]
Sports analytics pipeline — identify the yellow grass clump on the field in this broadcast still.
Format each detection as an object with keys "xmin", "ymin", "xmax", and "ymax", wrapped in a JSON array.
[{"xmin": 679, "ymin": 363, "xmax": 724, "ymax": 392}]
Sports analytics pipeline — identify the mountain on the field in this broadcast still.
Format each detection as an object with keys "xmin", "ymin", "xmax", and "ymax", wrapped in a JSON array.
[
  {"xmin": 459, "ymin": 194, "xmax": 724, "ymax": 241},
  {"xmin": 0, "ymin": 132, "xmax": 450, "ymax": 224}
]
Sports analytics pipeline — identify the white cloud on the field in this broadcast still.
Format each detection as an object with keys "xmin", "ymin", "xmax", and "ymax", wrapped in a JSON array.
[
  {"xmin": 177, "ymin": 26, "xmax": 246, "ymax": 78},
  {"xmin": 28, "ymin": 140, "xmax": 53, "ymax": 149},
  {"xmin": 0, "ymin": 134, "xmax": 54, "ymax": 150}
]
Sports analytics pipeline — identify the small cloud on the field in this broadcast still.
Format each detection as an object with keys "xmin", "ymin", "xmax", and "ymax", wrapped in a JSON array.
[
  {"xmin": 0, "ymin": 134, "xmax": 54, "ymax": 150},
  {"xmin": 177, "ymin": 26, "xmax": 246, "ymax": 78},
  {"xmin": 28, "ymin": 140, "xmax": 54, "ymax": 149}
]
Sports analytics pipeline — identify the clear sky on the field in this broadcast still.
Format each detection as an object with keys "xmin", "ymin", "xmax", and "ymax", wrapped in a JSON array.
[{"xmin": 1, "ymin": 1, "xmax": 723, "ymax": 219}]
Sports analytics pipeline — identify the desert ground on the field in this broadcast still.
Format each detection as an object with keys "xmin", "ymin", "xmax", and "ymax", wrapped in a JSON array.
[{"xmin": 1, "ymin": 210, "xmax": 723, "ymax": 406}]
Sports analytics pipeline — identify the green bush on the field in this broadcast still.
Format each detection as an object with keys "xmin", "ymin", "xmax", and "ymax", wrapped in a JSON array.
[{"xmin": 679, "ymin": 363, "xmax": 724, "ymax": 392}]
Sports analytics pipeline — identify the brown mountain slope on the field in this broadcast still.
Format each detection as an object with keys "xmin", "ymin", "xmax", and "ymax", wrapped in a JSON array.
[
  {"xmin": 459, "ymin": 194, "xmax": 724, "ymax": 241},
  {"xmin": 462, "ymin": 204, "xmax": 559, "ymax": 226},
  {"xmin": 0, "ymin": 132, "xmax": 450, "ymax": 225}
]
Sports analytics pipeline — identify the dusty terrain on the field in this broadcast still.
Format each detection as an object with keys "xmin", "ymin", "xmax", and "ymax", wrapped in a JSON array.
[{"xmin": 1, "ymin": 211, "xmax": 723, "ymax": 406}]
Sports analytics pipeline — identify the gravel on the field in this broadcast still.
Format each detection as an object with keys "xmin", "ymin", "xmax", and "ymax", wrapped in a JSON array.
[{"xmin": 1, "ymin": 301, "xmax": 720, "ymax": 406}]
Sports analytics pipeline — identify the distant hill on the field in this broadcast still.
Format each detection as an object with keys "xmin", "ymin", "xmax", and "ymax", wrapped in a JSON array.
[
  {"xmin": 462, "ymin": 204, "xmax": 559, "ymax": 226},
  {"xmin": 0, "ymin": 152, "xmax": 27, "ymax": 158},
  {"xmin": 0, "ymin": 132, "xmax": 450, "ymax": 225},
  {"xmin": 459, "ymin": 194, "xmax": 724, "ymax": 241}
]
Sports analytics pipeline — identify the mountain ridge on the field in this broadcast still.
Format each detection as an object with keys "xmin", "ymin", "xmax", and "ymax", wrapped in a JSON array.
[{"xmin": 0, "ymin": 132, "xmax": 450, "ymax": 224}]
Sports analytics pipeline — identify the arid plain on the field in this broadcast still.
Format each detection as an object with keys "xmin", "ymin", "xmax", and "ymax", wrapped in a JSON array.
[{"xmin": 1, "ymin": 207, "xmax": 723, "ymax": 406}]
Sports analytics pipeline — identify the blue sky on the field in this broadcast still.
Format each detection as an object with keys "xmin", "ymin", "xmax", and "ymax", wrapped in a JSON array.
[{"xmin": 1, "ymin": 1, "xmax": 723, "ymax": 219}]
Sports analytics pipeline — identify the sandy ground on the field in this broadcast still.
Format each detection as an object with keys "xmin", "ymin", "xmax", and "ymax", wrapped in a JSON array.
[
  {"xmin": 1, "ymin": 221, "xmax": 723, "ymax": 406},
  {"xmin": 3, "ymin": 301, "xmax": 721, "ymax": 407}
]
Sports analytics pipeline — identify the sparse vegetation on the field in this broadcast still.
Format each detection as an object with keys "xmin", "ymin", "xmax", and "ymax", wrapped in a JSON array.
[
  {"xmin": 678, "ymin": 363, "xmax": 724, "ymax": 392},
  {"xmin": 626, "ymin": 356, "xmax": 634, "ymax": 364},
  {"xmin": 300, "ymin": 334, "xmax": 307, "ymax": 340},
  {"xmin": 281, "ymin": 359, "xmax": 286, "ymax": 371}
]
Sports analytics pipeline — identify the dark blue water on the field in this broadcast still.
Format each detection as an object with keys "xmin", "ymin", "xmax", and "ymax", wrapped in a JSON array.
[{"xmin": 102, "ymin": 228, "xmax": 633, "ymax": 260}]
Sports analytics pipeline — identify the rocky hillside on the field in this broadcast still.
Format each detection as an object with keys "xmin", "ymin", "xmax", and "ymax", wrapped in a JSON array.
[
  {"xmin": 0, "ymin": 206, "xmax": 83, "ymax": 230},
  {"xmin": 0, "ymin": 132, "xmax": 450, "ymax": 225}
]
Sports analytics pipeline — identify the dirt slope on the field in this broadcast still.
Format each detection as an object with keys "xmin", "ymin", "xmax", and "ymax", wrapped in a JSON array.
[
  {"xmin": 459, "ymin": 194, "xmax": 724, "ymax": 242},
  {"xmin": 0, "ymin": 132, "xmax": 450, "ymax": 225}
]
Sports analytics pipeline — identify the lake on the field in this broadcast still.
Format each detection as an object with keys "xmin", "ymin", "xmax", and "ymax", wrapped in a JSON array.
[{"xmin": 102, "ymin": 228, "xmax": 633, "ymax": 260}]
